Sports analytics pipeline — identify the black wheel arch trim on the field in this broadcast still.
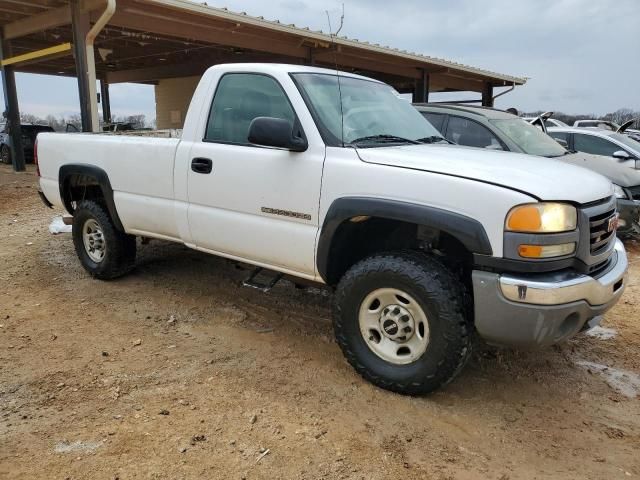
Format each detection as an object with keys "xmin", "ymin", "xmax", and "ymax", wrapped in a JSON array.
[
  {"xmin": 317, "ymin": 196, "xmax": 493, "ymax": 282},
  {"xmin": 473, "ymin": 253, "xmax": 588, "ymax": 274},
  {"xmin": 58, "ymin": 164, "xmax": 125, "ymax": 231}
]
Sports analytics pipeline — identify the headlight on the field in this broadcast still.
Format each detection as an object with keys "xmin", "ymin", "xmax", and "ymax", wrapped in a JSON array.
[
  {"xmin": 506, "ymin": 203, "xmax": 577, "ymax": 233},
  {"xmin": 613, "ymin": 184, "xmax": 628, "ymax": 199}
]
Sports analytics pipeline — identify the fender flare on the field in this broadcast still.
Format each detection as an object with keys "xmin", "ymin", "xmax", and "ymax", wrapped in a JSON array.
[
  {"xmin": 316, "ymin": 197, "xmax": 493, "ymax": 282},
  {"xmin": 58, "ymin": 164, "xmax": 125, "ymax": 231}
]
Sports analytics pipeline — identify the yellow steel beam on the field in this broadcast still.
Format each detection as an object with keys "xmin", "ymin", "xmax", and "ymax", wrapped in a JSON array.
[{"xmin": 0, "ymin": 42, "xmax": 72, "ymax": 67}]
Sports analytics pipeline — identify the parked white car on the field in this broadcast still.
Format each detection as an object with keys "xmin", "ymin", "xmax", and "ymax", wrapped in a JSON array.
[
  {"xmin": 573, "ymin": 119, "xmax": 640, "ymax": 142},
  {"xmin": 548, "ymin": 126, "xmax": 640, "ymax": 169},
  {"xmin": 36, "ymin": 63, "xmax": 628, "ymax": 394},
  {"xmin": 574, "ymin": 119, "xmax": 618, "ymax": 130}
]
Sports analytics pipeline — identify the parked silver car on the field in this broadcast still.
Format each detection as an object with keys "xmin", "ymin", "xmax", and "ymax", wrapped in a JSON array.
[
  {"xmin": 547, "ymin": 126, "xmax": 640, "ymax": 169},
  {"xmin": 415, "ymin": 104, "xmax": 640, "ymax": 236}
]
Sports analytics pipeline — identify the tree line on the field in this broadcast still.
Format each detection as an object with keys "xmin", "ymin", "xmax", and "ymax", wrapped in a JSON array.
[
  {"xmin": 520, "ymin": 108, "xmax": 640, "ymax": 128},
  {"xmin": 17, "ymin": 113, "xmax": 153, "ymax": 131},
  {"xmin": 14, "ymin": 108, "xmax": 640, "ymax": 132}
]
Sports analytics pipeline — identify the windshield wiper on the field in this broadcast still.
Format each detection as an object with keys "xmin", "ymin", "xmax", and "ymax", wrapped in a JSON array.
[
  {"xmin": 417, "ymin": 135, "xmax": 451, "ymax": 144},
  {"xmin": 349, "ymin": 134, "xmax": 422, "ymax": 146}
]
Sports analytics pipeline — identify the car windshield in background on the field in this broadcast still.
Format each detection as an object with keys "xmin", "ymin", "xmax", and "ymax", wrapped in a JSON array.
[
  {"xmin": 609, "ymin": 132, "xmax": 640, "ymax": 152},
  {"xmin": 292, "ymin": 73, "xmax": 444, "ymax": 147},
  {"xmin": 490, "ymin": 118, "xmax": 567, "ymax": 157}
]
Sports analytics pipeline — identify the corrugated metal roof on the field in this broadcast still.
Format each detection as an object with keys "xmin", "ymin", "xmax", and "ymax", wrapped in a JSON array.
[{"xmin": 149, "ymin": 0, "xmax": 527, "ymax": 85}]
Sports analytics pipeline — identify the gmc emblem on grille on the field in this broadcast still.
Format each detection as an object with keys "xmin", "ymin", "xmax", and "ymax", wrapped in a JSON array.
[{"xmin": 607, "ymin": 215, "xmax": 619, "ymax": 233}]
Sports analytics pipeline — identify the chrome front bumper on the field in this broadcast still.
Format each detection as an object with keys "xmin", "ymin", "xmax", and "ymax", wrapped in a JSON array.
[
  {"xmin": 499, "ymin": 239, "xmax": 627, "ymax": 306},
  {"xmin": 472, "ymin": 239, "xmax": 628, "ymax": 347}
]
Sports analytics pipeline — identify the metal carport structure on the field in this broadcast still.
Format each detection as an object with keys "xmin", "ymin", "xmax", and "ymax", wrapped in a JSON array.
[{"xmin": 0, "ymin": 0, "xmax": 526, "ymax": 171}]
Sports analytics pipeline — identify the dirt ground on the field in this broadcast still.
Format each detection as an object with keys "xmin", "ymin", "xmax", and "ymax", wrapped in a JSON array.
[{"xmin": 1, "ymin": 164, "xmax": 639, "ymax": 480}]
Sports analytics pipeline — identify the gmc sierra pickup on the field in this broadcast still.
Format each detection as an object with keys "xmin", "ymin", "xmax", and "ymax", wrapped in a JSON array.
[{"xmin": 37, "ymin": 63, "xmax": 628, "ymax": 394}]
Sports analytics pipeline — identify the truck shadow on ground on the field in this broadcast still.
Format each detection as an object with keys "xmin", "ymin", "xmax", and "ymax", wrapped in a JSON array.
[{"xmin": 121, "ymin": 239, "xmax": 614, "ymax": 402}]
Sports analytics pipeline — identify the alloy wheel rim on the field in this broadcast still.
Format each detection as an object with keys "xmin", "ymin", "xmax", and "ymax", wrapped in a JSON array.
[
  {"xmin": 358, "ymin": 287, "xmax": 430, "ymax": 365},
  {"xmin": 82, "ymin": 218, "xmax": 106, "ymax": 263}
]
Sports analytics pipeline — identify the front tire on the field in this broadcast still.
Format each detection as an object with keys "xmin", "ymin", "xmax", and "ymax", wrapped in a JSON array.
[
  {"xmin": 72, "ymin": 200, "xmax": 136, "ymax": 280},
  {"xmin": 333, "ymin": 252, "xmax": 472, "ymax": 395}
]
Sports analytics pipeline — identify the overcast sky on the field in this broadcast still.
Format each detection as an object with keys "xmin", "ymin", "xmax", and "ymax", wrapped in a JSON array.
[{"xmin": 1, "ymin": 0, "xmax": 638, "ymax": 122}]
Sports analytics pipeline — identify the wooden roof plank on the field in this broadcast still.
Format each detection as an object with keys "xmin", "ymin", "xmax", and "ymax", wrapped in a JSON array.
[
  {"xmin": 109, "ymin": 8, "xmax": 308, "ymax": 59},
  {"xmin": 135, "ymin": 0, "xmax": 525, "ymax": 85}
]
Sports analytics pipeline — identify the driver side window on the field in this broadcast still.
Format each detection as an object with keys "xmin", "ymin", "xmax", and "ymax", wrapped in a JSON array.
[
  {"xmin": 205, "ymin": 73, "xmax": 295, "ymax": 145},
  {"xmin": 445, "ymin": 116, "xmax": 504, "ymax": 150}
]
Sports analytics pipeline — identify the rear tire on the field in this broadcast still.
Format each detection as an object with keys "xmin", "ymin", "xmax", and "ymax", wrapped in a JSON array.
[
  {"xmin": 0, "ymin": 144, "xmax": 10, "ymax": 164},
  {"xmin": 72, "ymin": 200, "xmax": 136, "ymax": 280},
  {"xmin": 333, "ymin": 251, "xmax": 472, "ymax": 395}
]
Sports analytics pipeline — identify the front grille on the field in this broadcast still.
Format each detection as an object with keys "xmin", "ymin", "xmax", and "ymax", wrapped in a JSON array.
[
  {"xmin": 588, "ymin": 257, "xmax": 611, "ymax": 277},
  {"xmin": 575, "ymin": 196, "xmax": 617, "ymax": 273},
  {"xmin": 588, "ymin": 208, "xmax": 616, "ymax": 255}
]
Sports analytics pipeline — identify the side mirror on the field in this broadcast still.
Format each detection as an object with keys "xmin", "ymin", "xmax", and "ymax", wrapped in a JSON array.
[
  {"xmin": 612, "ymin": 150, "xmax": 632, "ymax": 160},
  {"xmin": 248, "ymin": 117, "xmax": 307, "ymax": 152},
  {"xmin": 555, "ymin": 138, "xmax": 569, "ymax": 148}
]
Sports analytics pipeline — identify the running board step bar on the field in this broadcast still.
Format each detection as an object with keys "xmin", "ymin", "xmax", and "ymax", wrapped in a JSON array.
[{"xmin": 242, "ymin": 267, "xmax": 283, "ymax": 292}]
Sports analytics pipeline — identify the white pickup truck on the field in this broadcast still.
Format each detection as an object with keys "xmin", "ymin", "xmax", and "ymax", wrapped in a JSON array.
[{"xmin": 37, "ymin": 63, "xmax": 628, "ymax": 394}]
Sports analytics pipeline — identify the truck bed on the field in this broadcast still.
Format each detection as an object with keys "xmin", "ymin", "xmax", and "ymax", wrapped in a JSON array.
[{"xmin": 37, "ymin": 131, "xmax": 182, "ymax": 239}]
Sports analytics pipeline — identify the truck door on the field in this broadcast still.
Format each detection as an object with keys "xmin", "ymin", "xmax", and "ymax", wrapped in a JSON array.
[{"xmin": 186, "ymin": 72, "xmax": 324, "ymax": 278}]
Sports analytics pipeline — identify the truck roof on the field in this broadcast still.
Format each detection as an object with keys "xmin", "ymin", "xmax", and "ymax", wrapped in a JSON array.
[{"xmin": 206, "ymin": 63, "xmax": 382, "ymax": 83}]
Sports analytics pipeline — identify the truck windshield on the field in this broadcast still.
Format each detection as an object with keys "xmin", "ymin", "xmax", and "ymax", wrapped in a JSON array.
[
  {"xmin": 292, "ymin": 73, "xmax": 444, "ymax": 147},
  {"xmin": 490, "ymin": 118, "xmax": 567, "ymax": 157}
]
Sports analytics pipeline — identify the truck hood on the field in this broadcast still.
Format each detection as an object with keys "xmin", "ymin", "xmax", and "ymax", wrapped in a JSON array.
[
  {"xmin": 356, "ymin": 144, "xmax": 613, "ymax": 204},
  {"xmin": 559, "ymin": 152, "xmax": 640, "ymax": 188}
]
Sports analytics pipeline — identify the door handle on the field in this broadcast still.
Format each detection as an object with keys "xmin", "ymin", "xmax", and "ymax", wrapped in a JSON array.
[{"xmin": 191, "ymin": 157, "xmax": 213, "ymax": 174}]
